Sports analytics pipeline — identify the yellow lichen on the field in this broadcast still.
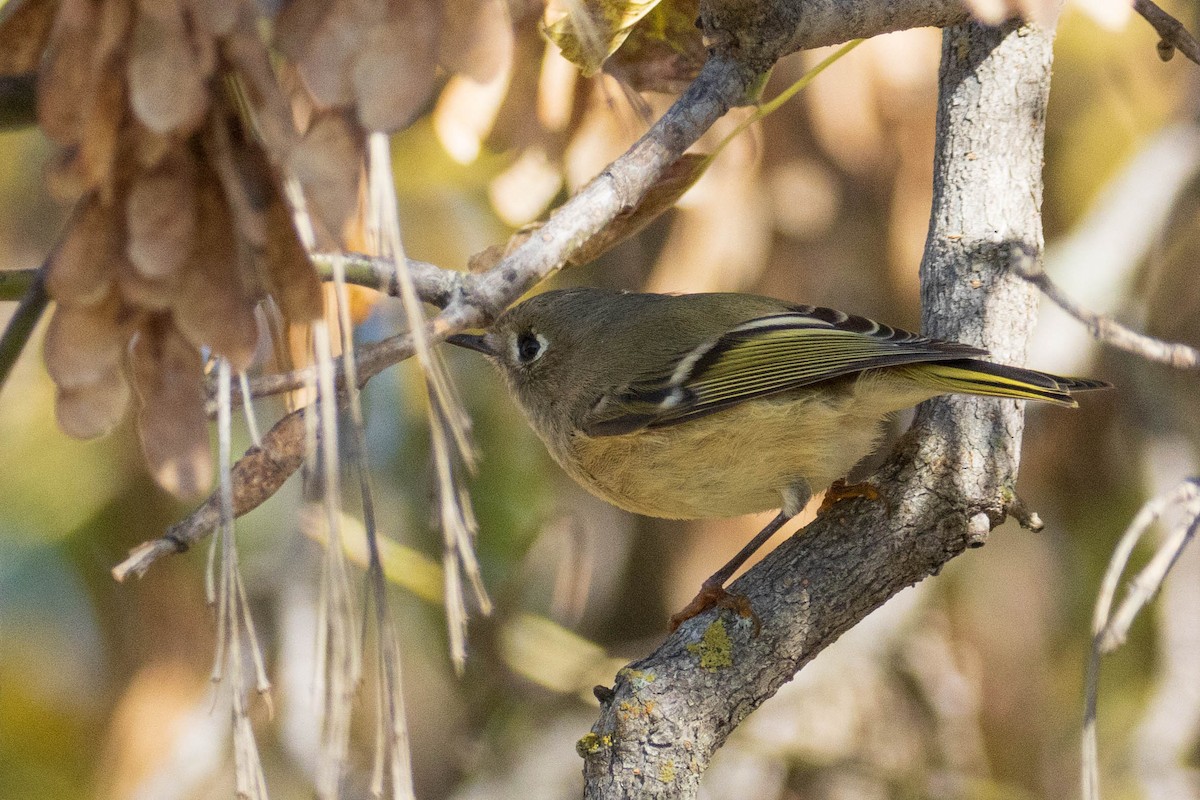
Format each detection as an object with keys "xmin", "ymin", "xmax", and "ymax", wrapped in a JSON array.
[
  {"xmin": 658, "ymin": 760, "xmax": 676, "ymax": 783},
  {"xmin": 686, "ymin": 619, "xmax": 733, "ymax": 671},
  {"xmin": 575, "ymin": 732, "xmax": 613, "ymax": 757}
]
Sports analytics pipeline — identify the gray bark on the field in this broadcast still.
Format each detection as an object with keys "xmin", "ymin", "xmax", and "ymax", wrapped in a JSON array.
[{"xmin": 580, "ymin": 19, "xmax": 1054, "ymax": 800}]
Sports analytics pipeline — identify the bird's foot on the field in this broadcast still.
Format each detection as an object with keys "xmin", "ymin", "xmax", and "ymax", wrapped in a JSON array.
[
  {"xmin": 669, "ymin": 580, "xmax": 760, "ymax": 635},
  {"xmin": 817, "ymin": 479, "xmax": 881, "ymax": 516}
]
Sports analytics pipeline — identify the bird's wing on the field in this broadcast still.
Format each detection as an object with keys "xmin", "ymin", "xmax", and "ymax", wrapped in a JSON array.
[{"xmin": 582, "ymin": 307, "xmax": 987, "ymax": 436}]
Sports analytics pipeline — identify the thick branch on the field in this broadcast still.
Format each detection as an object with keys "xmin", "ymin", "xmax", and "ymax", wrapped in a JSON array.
[{"xmin": 580, "ymin": 20, "xmax": 1053, "ymax": 799}]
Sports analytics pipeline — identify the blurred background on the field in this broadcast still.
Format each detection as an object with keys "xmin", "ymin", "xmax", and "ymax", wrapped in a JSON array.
[{"xmin": 3, "ymin": 2, "xmax": 1200, "ymax": 798}]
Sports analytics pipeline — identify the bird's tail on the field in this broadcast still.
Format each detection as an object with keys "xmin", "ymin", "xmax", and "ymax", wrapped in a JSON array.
[{"xmin": 899, "ymin": 359, "xmax": 1111, "ymax": 408}]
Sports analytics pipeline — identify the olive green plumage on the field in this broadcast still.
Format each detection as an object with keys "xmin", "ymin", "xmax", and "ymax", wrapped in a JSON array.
[{"xmin": 449, "ymin": 288, "xmax": 1107, "ymax": 520}]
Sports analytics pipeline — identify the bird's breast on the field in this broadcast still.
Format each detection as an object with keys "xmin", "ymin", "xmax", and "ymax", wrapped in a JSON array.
[{"xmin": 556, "ymin": 389, "xmax": 895, "ymax": 519}]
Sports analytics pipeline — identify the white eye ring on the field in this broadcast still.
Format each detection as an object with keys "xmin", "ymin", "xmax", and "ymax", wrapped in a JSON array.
[{"xmin": 513, "ymin": 331, "xmax": 548, "ymax": 364}]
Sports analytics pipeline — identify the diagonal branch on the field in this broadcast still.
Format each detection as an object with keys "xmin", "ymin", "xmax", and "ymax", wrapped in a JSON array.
[
  {"xmin": 580, "ymin": 19, "xmax": 1054, "ymax": 799},
  {"xmin": 1011, "ymin": 250, "xmax": 1200, "ymax": 369},
  {"xmin": 1134, "ymin": 0, "xmax": 1200, "ymax": 65}
]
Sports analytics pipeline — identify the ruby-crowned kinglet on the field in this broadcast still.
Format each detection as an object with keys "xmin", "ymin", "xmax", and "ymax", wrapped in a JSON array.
[{"xmin": 449, "ymin": 287, "xmax": 1107, "ymax": 626}]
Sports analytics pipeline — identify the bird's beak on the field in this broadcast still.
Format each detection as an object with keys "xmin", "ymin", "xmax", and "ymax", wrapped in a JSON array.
[{"xmin": 446, "ymin": 333, "xmax": 495, "ymax": 357}]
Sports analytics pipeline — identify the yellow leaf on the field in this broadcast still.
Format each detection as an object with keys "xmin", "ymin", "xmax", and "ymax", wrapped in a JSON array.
[{"xmin": 541, "ymin": 0, "xmax": 662, "ymax": 76}]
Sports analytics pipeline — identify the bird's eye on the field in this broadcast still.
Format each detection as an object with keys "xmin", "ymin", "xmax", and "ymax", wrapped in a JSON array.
[{"xmin": 515, "ymin": 331, "xmax": 546, "ymax": 364}]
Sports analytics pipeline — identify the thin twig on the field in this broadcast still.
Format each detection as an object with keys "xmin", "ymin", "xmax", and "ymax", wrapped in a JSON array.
[
  {"xmin": 0, "ymin": 72, "xmax": 37, "ymax": 131},
  {"xmin": 0, "ymin": 264, "xmax": 47, "ymax": 397},
  {"xmin": 1134, "ymin": 0, "xmax": 1200, "ymax": 66},
  {"xmin": 1010, "ymin": 248, "xmax": 1200, "ymax": 369},
  {"xmin": 1082, "ymin": 478, "xmax": 1200, "ymax": 800}
]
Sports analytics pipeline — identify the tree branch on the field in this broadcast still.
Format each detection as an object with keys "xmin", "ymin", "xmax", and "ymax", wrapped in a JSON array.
[
  {"xmin": 579, "ymin": 19, "xmax": 1054, "ymax": 799},
  {"xmin": 1134, "ymin": 0, "xmax": 1200, "ymax": 66},
  {"xmin": 1010, "ymin": 249, "xmax": 1200, "ymax": 369},
  {"xmin": 0, "ymin": 72, "xmax": 36, "ymax": 131},
  {"xmin": 0, "ymin": 263, "xmax": 45, "ymax": 397}
]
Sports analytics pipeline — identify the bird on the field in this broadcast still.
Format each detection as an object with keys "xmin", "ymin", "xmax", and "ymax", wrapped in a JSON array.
[{"xmin": 447, "ymin": 287, "xmax": 1108, "ymax": 629}]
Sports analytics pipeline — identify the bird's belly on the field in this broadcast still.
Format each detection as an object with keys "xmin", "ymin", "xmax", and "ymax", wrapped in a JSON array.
[{"xmin": 561, "ymin": 390, "xmax": 897, "ymax": 519}]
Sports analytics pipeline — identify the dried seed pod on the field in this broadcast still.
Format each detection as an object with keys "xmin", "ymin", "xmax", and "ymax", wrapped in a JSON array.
[
  {"xmin": 185, "ymin": 0, "xmax": 242, "ymax": 38},
  {"xmin": 173, "ymin": 167, "xmax": 259, "ymax": 371},
  {"xmin": 37, "ymin": 0, "xmax": 97, "ymax": 145},
  {"xmin": 353, "ymin": 0, "xmax": 440, "ymax": 132},
  {"xmin": 264, "ymin": 192, "xmax": 323, "ymax": 322},
  {"xmin": 290, "ymin": 109, "xmax": 361, "ymax": 243},
  {"xmin": 0, "ymin": 0, "xmax": 61, "ymax": 76},
  {"xmin": 128, "ymin": 0, "xmax": 212, "ymax": 135},
  {"xmin": 46, "ymin": 194, "xmax": 118, "ymax": 307},
  {"xmin": 43, "ymin": 292, "xmax": 132, "ymax": 390},
  {"xmin": 276, "ymin": 0, "xmax": 360, "ymax": 108},
  {"xmin": 55, "ymin": 366, "xmax": 131, "ymax": 439},
  {"xmin": 129, "ymin": 317, "xmax": 212, "ymax": 499},
  {"xmin": 126, "ymin": 144, "xmax": 197, "ymax": 280},
  {"xmin": 78, "ymin": 67, "xmax": 127, "ymax": 196}
]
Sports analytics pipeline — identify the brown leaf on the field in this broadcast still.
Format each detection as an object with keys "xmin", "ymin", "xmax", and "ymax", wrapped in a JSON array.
[
  {"xmin": 55, "ymin": 366, "xmax": 131, "ymax": 439},
  {"xmin": 173, "ymin": 167, "xmax": 259, "ymax": 371},
  {"xmin": 0, "ymin": 0, "xmax": 61, "ymax": 76},
  {"xmin": 46, "ymin": 195, "xmax": 118, "ymax": 306},
  {"xmin": 353, "ymin": 0, "xmax": 440, "ymax": 132},
  {"xmin": 273, "ymin": 0, "xmax": 333, "ymax": 64},
  {"xmin": 43, "ymin": 292, "xmax": 132, "ymax": 389},
  {"xmin": 186, "ymin": 0, "xmax": 243, "ymax": 37},
  {"xmin": 37, "ymin": 0, "xmax": 97, "ymax": 145},
  {"xmin": 603, "ymin": 0, "xmax": 704, "ymax": 93},
  {"xmin": 92, "ymin": 0, "xmax": 132, "ymax": 71},
  {"xmin": 439, "ymin": 0, "xmax": 511, "ymax": 82},
  {"xmin": 129, "ymin": 317, "xmax": 212, "ymax": 499},
  {"xmin": 290, "ymin": 109, "xmax": 361, "ymax": 243},
  {"xmin": 565, "ymin": 152, "xmax": 709, "ymax": 267},
  {"xmin": 117, "ymin": 256, "xmax": 178, "ymax": 310},
  {"xmin": 128, "ymin": 0, "xmax": 212, "ymax": 134},
  {"xmin": 279, "ymin": 0, "xmax": 362, "ymax": 108},
  {"xmin": 126, "ymin": 145, "xmax": 197, "ymax": 280},
  {"xmin": 264, "ymin": 193, "xmax": 323, "ymax": 322},
  {"xmin": 78, "ymin": 68, "xmax": 127, "ymax": 197}
]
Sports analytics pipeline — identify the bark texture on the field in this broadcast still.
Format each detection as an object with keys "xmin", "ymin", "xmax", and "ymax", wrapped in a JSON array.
[{"xmin": 580, "ymin": 20, "xmax": 1055, "ymax": 800}]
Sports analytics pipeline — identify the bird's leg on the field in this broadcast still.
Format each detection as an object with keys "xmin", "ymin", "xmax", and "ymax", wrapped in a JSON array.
[
  {"xmin": 668, "ymin": 509, "xmax": 793, "ymax": 634},
  {"xmin": 816, "ymin": 478, "xmax": 881, "ymax": 516}
]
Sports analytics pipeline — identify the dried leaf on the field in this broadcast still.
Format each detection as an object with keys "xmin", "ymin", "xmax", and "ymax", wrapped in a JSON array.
[
  {"xmin": 273, "ymin": 0, "xmax": 331, "ymax": 61},
  {"xmin": 37, "ymin": 0, "xmax": 97, "ymax": 144},
  {"xmin": 603, "ymin": 0, "xmax": 704, "ymax": 93},
  {"xmin": 566, "ymin": 152, "xmax": 709, "ymax": 267},
  {"xmin": 43, "ymin": 293, "xmax": 132, "ymax": 389},
  {"xmin": 117, "ymin": 255, "xmax": 178, "ymax": 310},
  {"xmin": 353, "ymin": 1, "xmax": 440, "ymax": 132},
  {"xmin": 290, "ymin": 109, "xmax": 361, "ymax": 242},
  {"xmin": 129, "ymin": 317, "xmax": 212, "ymax": 499},
  {"xmin": 127, "ymin": 145, "xmax": 197, "ymax": 280},
  {"xmin": 128, "ymin": 0, "xmax": 212, "ymax": 134},
  {"xmin": 186, "ymin": 0, "xmax": 243, "ymax": 37},
  {"xmin": 55, "ymin": 367, "xmax": 131, "ymax": 439},
  {"xmin": 439, "ymin": 0, "xmax": 512, "ymax": 82},
  {"xmin": 0, "ymin": 0, "xmax": 60, "ymax": 76},
  {"xmin": 47, "ymin": 195, "xmax": 118, "ymax": 306},
  {"xmin": 279, "ymin": 0, "xmax": 362, "ymax": 108},
  {"xmin": 78, "ymin": 68, "xmax": 127, "ymax": 196},
  {"xmin": 541, "ymin": 0, "xmax": 660, "ymax": 77},
  {"xmin": 174, "ymin": 168, "xmax": 259, "ymax": 371},
  {"xmin": 264, "ymin": 193, "xmax": 323, "ymax": 322},
  {"xmin": 92, "ymin": 0, "xmax": 132, "ymax": 71}
]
